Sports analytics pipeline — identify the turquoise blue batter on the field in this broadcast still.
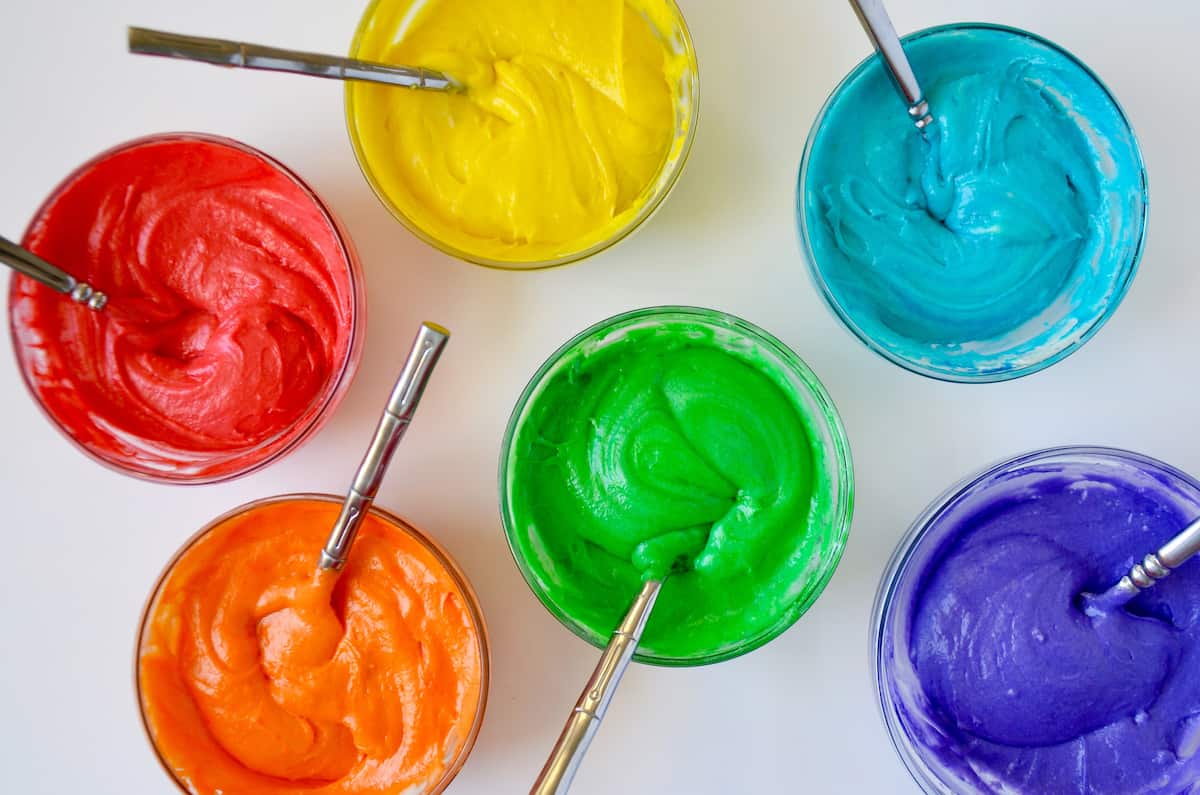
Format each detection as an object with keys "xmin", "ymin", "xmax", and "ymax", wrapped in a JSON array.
[{"xmin": 800, "ymin": 24, "xmax": 1146, "ymax": 380}]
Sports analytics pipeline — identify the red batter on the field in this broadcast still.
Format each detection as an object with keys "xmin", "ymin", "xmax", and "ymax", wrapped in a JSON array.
[{"xmin": 9, "ymin": 135, "xmax": 358, "ymax": 480}]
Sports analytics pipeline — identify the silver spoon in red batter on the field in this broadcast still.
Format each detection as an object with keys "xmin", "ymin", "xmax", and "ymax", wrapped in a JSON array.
[
  {"xmin": 0, "ymin": 235, "xmax": 107, "ymax": 311},
  {"xmin": 1086, "ymin": 515, "xmax": 1200, "ymax": 613}
]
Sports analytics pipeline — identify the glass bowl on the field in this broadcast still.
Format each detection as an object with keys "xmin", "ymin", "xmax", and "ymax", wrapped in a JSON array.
[
  {"xmin": 500, "ymin": 306, "xmax": 854, "ymax": 666},
  {"xmin": 872, "ymin": 447, "xmax": 1200, "ymax": 793},
  {"xmin": 344, "ymin": 0, "xmax": 700, "ymax": 270},
  {"xmin": 8, "ymin": 133, "xmax": 365, "ymax": 484},
  {"xmin": 797, "ymin": 23, "xmax": 1148, "ymax": 383},
  {"xmin": 135, "ymin": 493, "xmax": 490, "ymax": 795}
]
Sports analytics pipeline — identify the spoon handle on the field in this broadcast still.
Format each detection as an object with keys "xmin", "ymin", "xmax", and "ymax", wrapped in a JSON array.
[
  {"xmin": 1103, "ymin": 516, "xmax": 1200, "ymax": 603},
  {"xmin": 1130, "ymin": 516, "xmax": 1200, "ymax": 587},
  {"xmin": 318, "ymin": 322, "xmax": 450, "ymax": 571},
  {"xmin": 1160, "ymin": 516, "xmax": 1200, "ymax": 568},
  {"xmin": 530, "ymin": 579, "xmax": 663, "ymax": 795},
  {"xmin": 846, "ymin": 0, "xmax": 933, "ymax": 128},
  {"xmin": 0, "ymin": 235, "xmax": 107, "ymax": 310},
  {"xmin": 127, "ymin": 27, "xmax": 462, "ymax": 91}
]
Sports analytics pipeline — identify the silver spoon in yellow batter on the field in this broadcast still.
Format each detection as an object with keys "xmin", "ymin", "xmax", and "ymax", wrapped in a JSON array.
[{"xmin": 128, "ymin": 27, "xmax": 464, "ymax": 92}]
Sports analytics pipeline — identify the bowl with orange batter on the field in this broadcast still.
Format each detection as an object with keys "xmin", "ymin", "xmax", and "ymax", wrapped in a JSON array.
[{"xmin": 136, "ymin": 494, "xmax": 489, "ymax": 795}]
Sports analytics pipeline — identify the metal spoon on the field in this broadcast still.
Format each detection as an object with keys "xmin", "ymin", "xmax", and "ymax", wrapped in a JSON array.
[
  {"xmin": 318, "ymin": 322, "xmax": 450, "ymax": 572},
  {"xmin": 530, "ymin": 579, "xmax": 663, "ymax": 795},
  {"xmin": 1086, "ymin": 515, "xmax": 1200, "ymax": 613},
  {"xmin": 0, "ymin": 234, "xmax": 107, "ymax": 311},
  {"xmin": 847, "ymin": 0, "xmax": 933, "ymax": 129},
  {"xmin": 128, "ymin": 27, "xmax": 463, "ymax": 93}
]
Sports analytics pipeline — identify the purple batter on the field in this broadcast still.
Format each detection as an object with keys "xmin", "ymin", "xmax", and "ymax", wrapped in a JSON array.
[{"xmin": 878, "ymin": 449, "xmax": 1200, "ymax": 794}]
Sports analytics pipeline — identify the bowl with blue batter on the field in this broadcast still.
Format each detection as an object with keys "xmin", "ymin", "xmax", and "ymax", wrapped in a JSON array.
[
  {"xmin": 798, "ymin": 24, "xmax": 1147, "ymax": 382},
  {"xmin": 873, "ymin": 447, "xmax": 1200, "ymax": 794}
]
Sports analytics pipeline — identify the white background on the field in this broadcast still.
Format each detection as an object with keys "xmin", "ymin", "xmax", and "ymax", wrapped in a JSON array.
[{"xmin": 1, "ymin": 0, "xmax": 1197, "ymax": 792}]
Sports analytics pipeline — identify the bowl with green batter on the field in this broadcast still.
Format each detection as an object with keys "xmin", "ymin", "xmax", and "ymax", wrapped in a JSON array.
[{"xmin": 500, "ymin": 307, "xmax": 854, "ymax": 666}]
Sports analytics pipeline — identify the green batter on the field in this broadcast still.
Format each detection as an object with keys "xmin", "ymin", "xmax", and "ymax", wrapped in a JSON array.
[{"xmin": 503, "ymin": 309, "xmax": 851, "ymax": 663}]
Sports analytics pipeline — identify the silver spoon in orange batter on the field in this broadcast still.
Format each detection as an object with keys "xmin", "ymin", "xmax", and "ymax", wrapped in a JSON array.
[
  {"xmin": 319, "ymin": 322, "xmax": 450, "ymax": 571},
  {"xmin": 128, "ymin": 27, "xmax": 464, "ymax": 92},
  {"xmin": 261, "ymin": 323, "xmax": 449, "ymax": 670}
]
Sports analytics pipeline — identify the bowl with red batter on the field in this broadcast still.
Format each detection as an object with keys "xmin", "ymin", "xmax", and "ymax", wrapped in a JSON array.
[{"xmin": 8, "ymin": 133, "xmax": 364, "ymax": 483}]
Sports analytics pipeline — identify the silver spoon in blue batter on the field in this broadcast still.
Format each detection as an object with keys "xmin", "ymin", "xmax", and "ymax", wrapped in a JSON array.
[
  {"xmin": 847, "ymin": 0, "xmax": 933, "ymax": 129},
  {"xmin": 1086, "ymin": 515, "xmax": 1200, "ymax": 613}
]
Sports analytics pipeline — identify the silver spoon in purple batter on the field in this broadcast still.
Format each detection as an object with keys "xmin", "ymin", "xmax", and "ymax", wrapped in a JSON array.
[{"xmin": 1086, "ymin": 515, "xmax": 1200, "ymax": 613}]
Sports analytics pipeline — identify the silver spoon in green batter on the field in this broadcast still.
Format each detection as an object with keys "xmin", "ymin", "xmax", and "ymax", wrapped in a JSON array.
[
  {"xmin": 847, "ymin": 0, "xmax": 934, "ymax": 129},
  {"xmin": 319, "ymin": 322, "xmax": 450, "ymax": 571},
  {"xmin": 530, "ymin": 578, "xmax": 664, "ymax": 795}
]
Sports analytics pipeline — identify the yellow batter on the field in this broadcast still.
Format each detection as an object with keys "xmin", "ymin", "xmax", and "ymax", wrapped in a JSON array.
[{"xmin": 348, "ymin": 0, "xmax": 689, "ymax": 264}]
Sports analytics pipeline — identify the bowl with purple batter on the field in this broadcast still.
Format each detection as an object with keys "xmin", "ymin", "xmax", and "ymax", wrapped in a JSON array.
[{"xmin": 873, "ymin": 447, "xmax": 1200, "ymax": 794}]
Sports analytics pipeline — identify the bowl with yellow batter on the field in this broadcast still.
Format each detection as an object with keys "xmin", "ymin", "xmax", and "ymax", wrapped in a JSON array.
[
  {"xmin": 345, "ymin": 0, "xmax": 699, "ymax": 269},
  {"xmin": 136, "ymin": 494, "xmax": 489, "ymax": 795}
]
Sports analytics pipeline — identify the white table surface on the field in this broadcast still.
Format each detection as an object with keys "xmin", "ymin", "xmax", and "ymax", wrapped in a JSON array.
[{"xmin": 2, "ymin": 0, "xmax": 1197, "ymax": 792}]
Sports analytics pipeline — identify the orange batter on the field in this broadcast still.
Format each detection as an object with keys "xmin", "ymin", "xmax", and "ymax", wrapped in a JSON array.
[{"xmin": 137, "ymin": 498, "xmax": 486, "ymax": 794}]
